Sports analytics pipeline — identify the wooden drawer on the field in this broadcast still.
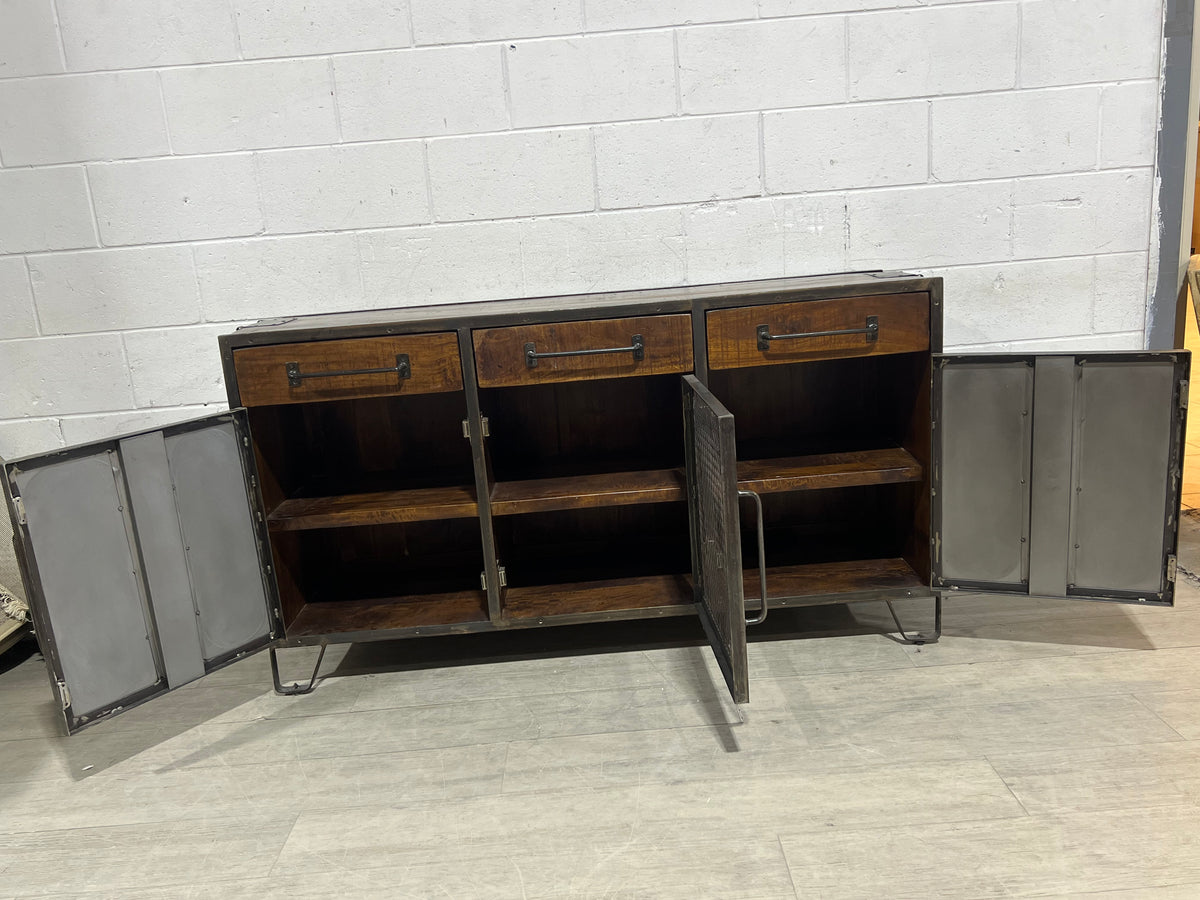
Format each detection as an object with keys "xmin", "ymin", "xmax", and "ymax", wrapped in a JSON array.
[
  {"xmin": 233, "ymin": 333, "xmax": 462, "ymax": 406},
  {"xmin": 472, "ymin": 314, "xmax": 693, "ymax": 388},
  {"xmin": 706, "ymin": 293, "xmax": 929, "ymax": 370}
]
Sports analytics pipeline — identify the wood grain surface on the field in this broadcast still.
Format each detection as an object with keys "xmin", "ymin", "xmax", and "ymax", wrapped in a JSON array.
[
  {"xmin": 472, "ymin": 314, "xmax": 693, "ymax": 388},
  {"xmin": 706, "ymin": 294, "xmax": 929, "ymax": 370},
  {"xmin": 234, "ymin": 332, "xmax": 463, "ymax": 406},
  {"xmin": 268, "ymin": 485, "xmax": 479, "ymax": 531},
  {"xmin": 503, "ymin": 574, "xmax": 694, "ymax": 620}
]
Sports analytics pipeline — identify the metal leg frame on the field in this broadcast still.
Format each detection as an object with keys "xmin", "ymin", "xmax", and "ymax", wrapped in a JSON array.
[
  {"xmin": 884, "ymin": 593, "xmax": 942, "ymax": 645},
  {"xmin": 270, "ymin": 642, "xmax": 327, "ymax": 696}
]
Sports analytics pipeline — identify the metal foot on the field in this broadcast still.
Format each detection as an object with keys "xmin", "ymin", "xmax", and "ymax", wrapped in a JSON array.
[
  {"xmin": 885, "ymin": 594, "xmax": 942, "ymax": 645},
  {"xmin": 270, "ymin": 643, "xmax": 327, "ymax": 695}
]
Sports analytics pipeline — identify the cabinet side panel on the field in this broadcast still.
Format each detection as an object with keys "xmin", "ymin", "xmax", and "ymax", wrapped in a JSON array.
[
  {"xmin": 938, "ymin": 361, "xmax": 1032, "ymax": 586},
  {"xmin": 14, "ymin": 456, "xmax": 161, "ymax": 718},
  {"xmin": 120, "ymin": 432, "xmax": 207, "ymax": 689},
  {"xmin": 165, "ymin": 424, "xmax": 271, "ymax": 662},
  {"xmin": 1069, "ymin": 361, "xmax": 1176, "ymax": 595}
]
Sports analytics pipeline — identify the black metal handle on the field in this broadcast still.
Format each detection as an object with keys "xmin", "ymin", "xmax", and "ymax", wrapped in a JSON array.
[
  {"xmin": 738, "ymin": 489, "xmax": 768, "ymax": 626},
  {"xmin": 756, "ymin": 316, "xmax": 878, "ymax": 351},
  {"xmin": 285, "ymin": 354, "xmax": 410, "ymax": 387},
  {"xmin": 525, "ymin": 334, "xmax": 644, "ymax": 368}
]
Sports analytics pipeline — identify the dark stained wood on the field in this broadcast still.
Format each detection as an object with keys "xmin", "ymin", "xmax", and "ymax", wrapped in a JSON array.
[
  {"xmin": 472, "ymin": 314, "xmax": 693, "ymax": 388},
  {"xmin": 221, "ymin": 273, "xmax": 938, "ymax": 354},
  {"xmin": 487, "ymin": 449, "xmax": 922, "ymax": 517},
  {"xmin": 250, "ymin": 393, "xmax": 474, "ymax": 501},
  {"xmin": 504, "ymin": 574, "xmax": 694, "ymax": 620},
  {"xmin": 234, "ymin": 332, "xmax": 463, "ymax": 406},
  {"xmin": 490, "ymin": 469, "xmax": 686, "ymax": 516},
  {"xmin": 482, "ymin": 375, "xmax": 685, "ymax": 482},
  {"xmin": 268, "ymin": 484, "xmax": 479, "ymax": 531},
  {"xmin": 286, "ymin": 591, "xmax": 489, "ymax": 637},
  {"xmin": 706, "ymin": 293, "xmax": 929, "ymax": 370},
  {"xmin": 737, "ymin": 449, "xmax": 922, "ymax": 494},
  {"xmin": 742, "ymin": 558, "xmax": 925, "ymax": 603}
]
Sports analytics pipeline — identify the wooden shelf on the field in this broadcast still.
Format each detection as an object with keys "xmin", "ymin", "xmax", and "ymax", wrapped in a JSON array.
[
  {"xmin": 488, "ymin": 448, "xmax": 922, "ymax": 517},
  {"xmin": 268, "ymin": 484, "xmax": 478, "ymax": 532},
  {"xmin": 504, "ymin": 574, "xmax": 694, "ymax": 621},
  {"xmin": 286, "ymin": 591, "xmax": 489, "ymax": 637},
  {"xmin": 736, "ymin": 448, "xmax": 922, "ymax": 494},
  {"xmin": 490, "ymin": 469, "xmax": 686, "ymax": 516},
  {"xmin": 743, "ymin": 558, "xmax": 925, "ymax": 605}
]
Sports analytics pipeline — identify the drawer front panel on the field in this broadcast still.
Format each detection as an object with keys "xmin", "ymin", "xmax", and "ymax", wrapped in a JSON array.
[
  {"xmin": 234, "ymin": 333, "xmax": 463, "ymax": 406},
  {"xmin": 706, "ymin": 293, "xmax": 929, "ymax": 370},
  {"xmin": 473, "ymin": 314, "xmax": 693, "ymax": 388}
]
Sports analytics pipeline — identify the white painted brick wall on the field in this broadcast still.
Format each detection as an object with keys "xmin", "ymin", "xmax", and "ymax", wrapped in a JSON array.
[
  {"xmin": 28, "ymin": 246, "xmax": 201, "ymax": 333},
  {"xmin": 160, "ymin": 59, "xmax": 339, "ymax": 154},
  {"xmin": 0, "ymin": 0, "xmax": 1173, "ymax": 505},
  {"xmin": 428, "ymin": 129, "xmax": 594, "ymax": 219},
  {"xmin": 678, "ymin": 19, "xmax": 846, "ymax": 113},
  {"xmin": 594, "ymin": 115, "xmax": 760, "ymax": 208},
  {"xmin": 257, "ymin": 142, "xmax": 430, "ymax": 233},
  {"xmin": 508, "ymin": 33, "xmax": 676, "ymax": 126},
  {"xmin": 234, "ymin": 0, "xmax": 413, "ymax": 58},
  {"xmin": 0, "ymin": 72, "xmax": 169, "ymax": 165},
  {"xmin": 848, "ymin": 5, "xmax": 1018, "ymax": 101}
]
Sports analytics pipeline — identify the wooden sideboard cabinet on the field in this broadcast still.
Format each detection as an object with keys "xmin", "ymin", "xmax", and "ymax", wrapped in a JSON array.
[{"xmin": 2, "ymin": 273, "xmax": 1189, "ymax": 733}]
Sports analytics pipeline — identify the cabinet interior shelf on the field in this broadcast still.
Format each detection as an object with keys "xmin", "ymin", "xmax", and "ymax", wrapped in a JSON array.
[
  {"xmin": 503, "ymin": 573, "xmax": 695, "ymax": 621},
  {"xmin": 745, "ymin": 558, "xmax": 925, "ymax": 605},
  {"xmin": 268, "ymin": 484, "xmax": 478, "ymax": 532},
  {"xmin": 266, "ymin": 448, "xmax": 924, "ymax": 531},
  {"xmin": 286, "ymin": 591, "xmax": 489, "ymax": 637},
  {"xmin": 491, "ymin": 447, "xmax": 923, "ymax": 516}
]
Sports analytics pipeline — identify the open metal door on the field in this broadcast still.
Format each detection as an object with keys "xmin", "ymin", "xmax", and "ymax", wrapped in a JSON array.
[
  {"xmin": 933, "ymin": 352, "xmax": 1188, "ymax": 605},
  {"xmin": 682, "ymin": 375, "xmax": 749, "ymax": 703},
  {"xmin": 2, "ymin": 410, "xmax": 281, "ymax": 733}
]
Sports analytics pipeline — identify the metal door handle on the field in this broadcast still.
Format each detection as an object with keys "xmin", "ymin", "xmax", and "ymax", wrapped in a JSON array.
[
  {"xmin": 285, "ymin": 354, "xmax": 410, "ymax": 387},
  {"xmin": 738, "ymin": 489, "xmax": 768, "ymax": 626},
  {"xmin": 525, "ymin": 334, "xmax": 644, "ymax": 368},
  {"xmin": 756, "ymin": 316, "xmax": 878, "ymax": 351}
]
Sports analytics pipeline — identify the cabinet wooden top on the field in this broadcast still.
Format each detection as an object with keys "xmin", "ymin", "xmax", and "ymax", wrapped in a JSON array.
[{"xmin": 219, "ymin": 273, "xmax": 939, "ymax": 348}]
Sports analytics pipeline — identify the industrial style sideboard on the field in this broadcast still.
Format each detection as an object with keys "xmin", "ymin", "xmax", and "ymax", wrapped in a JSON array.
[{"xmin": 3, "ymin": 273, "xmax": 1189, "ymax": 733}]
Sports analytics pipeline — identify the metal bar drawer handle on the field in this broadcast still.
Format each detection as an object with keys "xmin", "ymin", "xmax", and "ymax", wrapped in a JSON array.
[
  {"xmin": 756, "ymin": 316, "xmax": 878, "ymax": 351},
  {"xmin": 285, "ymin": 354, "xmax": 411, "ymax": 387},
  {"xmin": 525, "ymin": 334, "xmax": 644, "ymax": 368}
]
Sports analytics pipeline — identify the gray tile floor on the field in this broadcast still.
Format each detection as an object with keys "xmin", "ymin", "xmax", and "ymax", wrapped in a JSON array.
[{"xmin": 5, "ymin": 547, "xmax": 1200, "ymax": 898}]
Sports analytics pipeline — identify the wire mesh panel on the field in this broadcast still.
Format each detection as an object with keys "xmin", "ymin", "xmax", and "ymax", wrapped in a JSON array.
[{"xmin": 682, "ymin": 375, "xmax": 748, "ymax": 703}]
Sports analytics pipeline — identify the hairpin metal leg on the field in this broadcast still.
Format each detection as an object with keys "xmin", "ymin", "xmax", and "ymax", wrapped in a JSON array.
[
  {"xmin": 270, "ymin": 643, "xmax": 327, "ymax": 695},
  {"xmin": 884, "ymin": 593, "xmax": 942, "ymax": 645}
]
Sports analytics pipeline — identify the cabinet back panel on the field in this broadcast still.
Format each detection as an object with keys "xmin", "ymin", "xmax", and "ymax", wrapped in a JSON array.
[
  {"xmin": 482, "ymin": 375, "xmax": 685, "ymax": 481},
  {"xmin": 739, "ymin": 485, "xmax": 914, "ymax": 567},
  {"xmin": 495, "ymin": 504, "xmax": 692, "ymax": 588},
  {"xmin": 708, "ymin": 353, "xmax": 925, "ymax": 459},
  {"xmin": 251, "ymin": 393, "xmax": 473, "ymax": 500},
  {"xmin": 284, "ymin": 520, "xmax": 485, "ymax": 603}
]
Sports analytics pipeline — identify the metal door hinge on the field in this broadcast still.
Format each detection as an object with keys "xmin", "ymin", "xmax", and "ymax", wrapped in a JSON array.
[
  {"xmin": 1167, "ymin": 555, "xmax": 1178, "ymax": 582},
  {"xmin": 12, "ymin": 496, "xmax": 26, "ymax": 526},
  {"xmin": 462, "ymin": 416, "xmax": 491, "ymax": 439},
  {"xmin": 57, "ymin": 680, "xmax": 70, "ymax": 710},
  {"xmin": 480, "ymin": 566, "xmax": 507, "ymax": 591},
  {"xmin": 1180, "ymin": 381, "xmax": 1189, "ymax": 409}
]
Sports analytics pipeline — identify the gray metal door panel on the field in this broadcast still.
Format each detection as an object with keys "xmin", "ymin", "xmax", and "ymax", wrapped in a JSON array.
[
  {"xmin": 165, "ymin": 424, "xmax": 271, "ymax": 661},
  {"xmin": 682, "ymin": 375, "xmax": 748, "ymax": 704},
  {"xmin": 934, "ymin": 358, "xmax": 1033, "ymax": 588},
  {"xmin": 3, "ymin": 410, "xmax": 279, "ymax": 733},
  {"xmin": 1068, "ymin": 360, "xmax": 1179, "ymax": 596},
  {"xmin": 934, "ymin": 352, "xmax": 1187, "ymax": 605},
  {"xmin": 120, "ymin": 432, "xmax": 207, "ymax": 688},
  {"xmin": 12, "ymin": 454, "xmax": 162, "ymax": 721}
]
